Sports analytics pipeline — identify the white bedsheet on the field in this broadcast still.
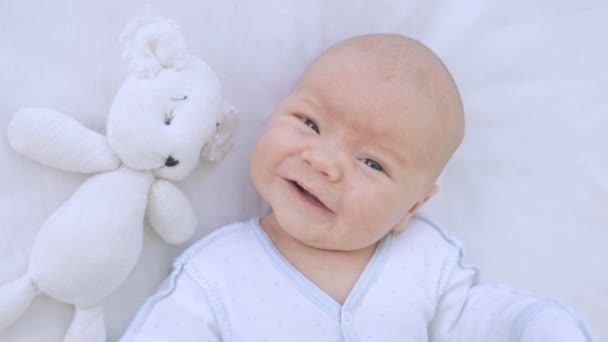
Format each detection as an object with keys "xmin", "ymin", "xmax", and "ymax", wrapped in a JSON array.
[{"xmin": 0, "ymin": 1, "xmax": 606, "ymax": 341}]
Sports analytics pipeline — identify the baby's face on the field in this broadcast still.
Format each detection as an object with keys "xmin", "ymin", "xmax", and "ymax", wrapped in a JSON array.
[{"xmin": 251, "ymin": 43, "xmax": 450, "ymax": 251}]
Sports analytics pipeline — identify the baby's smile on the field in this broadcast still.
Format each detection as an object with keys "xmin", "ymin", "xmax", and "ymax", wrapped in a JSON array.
[{"xmin": 288, "ymin": 179, "xmax": 331, "ymax": 212}]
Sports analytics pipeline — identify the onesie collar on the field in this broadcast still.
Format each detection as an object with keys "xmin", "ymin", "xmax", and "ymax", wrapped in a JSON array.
[{"xmin": 249, "ymin": 218, "xmax": 393, "ymax": 321}]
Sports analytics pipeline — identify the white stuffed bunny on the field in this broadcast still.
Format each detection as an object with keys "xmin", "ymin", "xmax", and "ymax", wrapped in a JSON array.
[{"xmin": 0, "ymin": 17, "xmax": 235, "ymax": 342}]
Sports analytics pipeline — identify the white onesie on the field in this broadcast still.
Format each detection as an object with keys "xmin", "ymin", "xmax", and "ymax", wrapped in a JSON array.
[{"xmin": 121, "ymin": 216, "xmax": 595, "ymax": 341}]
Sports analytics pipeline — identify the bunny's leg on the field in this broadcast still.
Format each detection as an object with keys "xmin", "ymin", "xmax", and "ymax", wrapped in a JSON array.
[
  {"xmin": 64, "ymin": 304, "xmax": 105, "ymax": 342},
  {"xmin": 147, "ymin": 179, "xmax": 196, "ymax": 244},
  {"xmin": 0, "ymin": 274, "xmax": 39, "ymax": 330}
]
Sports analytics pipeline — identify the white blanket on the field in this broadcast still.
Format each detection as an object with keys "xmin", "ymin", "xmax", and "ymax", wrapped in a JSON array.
[{"xmin": 0, "ymin": 0, "xmax": 606, "ymax": 341}]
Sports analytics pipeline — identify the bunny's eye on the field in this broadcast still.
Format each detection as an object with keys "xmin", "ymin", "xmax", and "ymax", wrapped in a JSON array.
[{"xmin": 165, "ymin": 109, "xmax": 175, "ymax": 125}]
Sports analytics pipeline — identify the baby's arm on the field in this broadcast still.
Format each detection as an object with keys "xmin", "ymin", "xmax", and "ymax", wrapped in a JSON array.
[
  {"xmin": 120, "ymin": 264, "xmax": 221, "ymax": 341},
  {"xmin": 446, "ymin": 285, "xmax": 594, "ymax": 342},
  {"xmin": 430, "ymin": 267, "xmax": 596, "ymax": 342}
]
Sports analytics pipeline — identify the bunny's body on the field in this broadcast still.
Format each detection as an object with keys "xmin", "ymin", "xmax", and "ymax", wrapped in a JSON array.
[
  {"xmin": 30, "ymin": 167, "xmax": 154, "ymax": 306},
  {"xmin": 0, "ymin": 17, "xmax": 235, "ymax": 342}
]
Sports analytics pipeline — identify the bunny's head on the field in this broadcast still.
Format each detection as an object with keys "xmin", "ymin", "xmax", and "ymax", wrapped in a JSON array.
[{"xmin": 107, "ymin": 17, "xmax": 233, "ymax": 180}]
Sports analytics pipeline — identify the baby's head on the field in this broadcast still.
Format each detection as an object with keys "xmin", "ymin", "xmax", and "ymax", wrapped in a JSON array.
[{"xmin": 251, "ymin": 34, "xmax": 464, "ymax": 251}]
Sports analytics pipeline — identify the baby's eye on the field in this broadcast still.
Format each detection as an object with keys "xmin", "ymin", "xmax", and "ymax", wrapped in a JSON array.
[
  {"xmin": 302, "ymin": 118, "xmax": 320, "ymax": 134},
  {"xmin": 363, "ymin": 159, "xmax": 383, "ymax": 172}
]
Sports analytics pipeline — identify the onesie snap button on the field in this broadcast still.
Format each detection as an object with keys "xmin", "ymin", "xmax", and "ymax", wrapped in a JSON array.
[{"xmin": 341, "ymin": 311, "xmax": 353, "ymax": 326}]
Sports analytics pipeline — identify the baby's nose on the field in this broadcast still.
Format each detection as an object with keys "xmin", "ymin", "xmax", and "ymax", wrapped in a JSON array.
[
  {"xmin": 301, "ymin": 149, "xmax": 341, "ymax": 182},
  {"xmin": 165, "ymin": 155, "xmax": 179, "ymax": 167}
]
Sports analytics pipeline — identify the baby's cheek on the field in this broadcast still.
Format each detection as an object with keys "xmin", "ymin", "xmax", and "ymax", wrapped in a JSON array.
[
  {"xmin": 261, "ymin": 126, "xmax": 293, "ymax": 148},
  {"xmin": 346, "ymin": 187, "xmax": 379, "ymax": 219},
  {"xmin": 366, "ymin": 188, "xmax": 403, "ymax": 223}
]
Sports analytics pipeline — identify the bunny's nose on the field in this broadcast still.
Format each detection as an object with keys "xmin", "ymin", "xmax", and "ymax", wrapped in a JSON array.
[{"xmin": 165, "ymin": 156, "xmax": 179, "ymax": 167}]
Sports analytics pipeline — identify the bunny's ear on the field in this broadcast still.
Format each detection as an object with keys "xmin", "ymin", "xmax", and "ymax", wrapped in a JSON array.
[
  {"xmin": 202, "ymin": 104, "xmax": 238, "ymax": 162},
  {"xmin": 120, "ymin": 16, "xmax": 186, "ymax": 78}
]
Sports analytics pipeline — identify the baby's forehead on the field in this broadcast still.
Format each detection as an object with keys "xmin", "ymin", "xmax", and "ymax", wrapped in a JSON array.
[
  {"xmin": 298, "ymin": 50, "xmax": 447, "ymax": 133},
  {"xmin": 308, "ymin": 42, "xmax": 450, "ymax": 111},
  {"xmin": 324, "ymin": 35, "xmax": 442, "ymax": 78}
]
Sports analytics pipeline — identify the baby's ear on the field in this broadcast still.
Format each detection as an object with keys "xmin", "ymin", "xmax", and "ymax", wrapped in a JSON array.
[
  {"xmin": 392, "ymin": 184, "xmax": 439, "ymax": 232},
  {"xmin": 201, "ymin": 104, "xmax": 238, "ymax": 162}
]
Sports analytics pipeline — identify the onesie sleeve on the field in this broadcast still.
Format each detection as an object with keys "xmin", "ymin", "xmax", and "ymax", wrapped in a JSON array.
[
  {"xmin": 445, "ymin": 284, "xmax": 596, "ymax": 342},
  {"xmin": 119, "ymin": 264, "xmax": 222, "ymax": 342},
  {"xmin": 430, "ymin": 260, "xmax": 596, "ymax": 342}
]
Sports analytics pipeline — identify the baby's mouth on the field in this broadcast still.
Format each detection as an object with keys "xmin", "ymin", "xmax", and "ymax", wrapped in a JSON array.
[{"xmin": 291, "ymin": 181, "xmax": 329, "ymax": 210}]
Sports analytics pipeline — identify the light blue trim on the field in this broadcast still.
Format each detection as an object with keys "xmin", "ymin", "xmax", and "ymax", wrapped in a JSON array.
[
  {"xmin": 343, "ymin": 232, "xmax": 392, "ymax": 311},
  {"xmin": 511, "ymin": 300, "xmax": 597, "ymax": 342},
  {"xmin": 414, "ymin": 214, "xmax": 480, "ymax": 342},
  {"xmin": 176, "ymin": 222, "xmax": 248, "ymax": 265},
  {"xmin": 341, "ymin": 232, "xmax": 392, "ymax": 342},
  {"xmin": 415, "ymin": 214, "xmax": 597, "ymax": 342},
  {"xmin": 123, "ymin": 223, "xmax": 252, "ymax": 341},
  {"xmin": 250, "ymin": 217, "xmax": 392, "ymax": 342},
  {"xmin": 250, "ymin": 218, "xmax": 341, "ymax": 319},
  {"xmin": 124, "ymin": 262, "xmax": 185, "ymax": 336},
  {"xmin": 414, "ymin": 213, "xmax": 480, "ymax": 288},
  {"xmin": 162, "ymin": 222, "xmax": 253, "ymax": 342},
  {"xmin": 185, "ymin": 263, "xmax": 233, "ymax": 341}
]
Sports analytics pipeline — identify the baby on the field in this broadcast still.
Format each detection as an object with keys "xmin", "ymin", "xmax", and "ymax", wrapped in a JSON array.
[{"xmin": 121, "ymin": 34, "xmax": 595, "ymax": 341}]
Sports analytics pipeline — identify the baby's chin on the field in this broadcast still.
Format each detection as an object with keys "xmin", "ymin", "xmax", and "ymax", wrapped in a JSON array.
[{"xmin": 286, "ymin": 227, "xmax": 377, "ymax": 253}]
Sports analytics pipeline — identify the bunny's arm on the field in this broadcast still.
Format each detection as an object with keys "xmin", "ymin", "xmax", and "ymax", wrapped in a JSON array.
[
  {"xmin": 147, "ymin": 180, "xmax": 197, "ymax": 245},
  {"xmin": 8, "ymin": 107, "xmax": 120, "ymax": 174}
]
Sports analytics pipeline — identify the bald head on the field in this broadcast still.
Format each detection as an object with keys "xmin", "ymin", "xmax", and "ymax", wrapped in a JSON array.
[{"xmin": 300, "ymin": 34, "xmax": 464, "ymax": 181}]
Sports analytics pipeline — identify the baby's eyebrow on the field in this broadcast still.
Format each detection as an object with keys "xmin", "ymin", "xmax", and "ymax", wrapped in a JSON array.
[
  {"xmin": 373, "ymin": 140, "xmax": 409, "ymax": 167},
  {"xmin": 171, "ymin": 95, "xmax": 188, "ymax": 101},
  {"xmin": 295, "ymin": 92, "xmax": 323, "ymax": 113}
]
